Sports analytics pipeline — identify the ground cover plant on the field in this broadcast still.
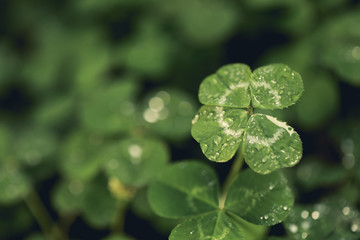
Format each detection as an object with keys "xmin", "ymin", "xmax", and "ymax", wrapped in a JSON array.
[{"xmin": 1, "ymin": 0, "xmax": 360, "ymax": 240}]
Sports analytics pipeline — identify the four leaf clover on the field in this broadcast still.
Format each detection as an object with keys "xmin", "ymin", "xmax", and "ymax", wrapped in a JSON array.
[{"xmin": 191, "ymin": 63, "xmax": 303, "ymax": 174}]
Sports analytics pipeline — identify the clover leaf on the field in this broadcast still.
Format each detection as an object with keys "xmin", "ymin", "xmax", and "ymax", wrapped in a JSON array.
[
  {"xmin": 149, "ymin": 161, "xmax": 294, "ymax": 239},
  {"xmin": 192, "ymin": 63, "xmax": 303, "ymax": 174},
  {"xmin": 103, "ymin": 137, "xmax": 169, "ymax": 187}
]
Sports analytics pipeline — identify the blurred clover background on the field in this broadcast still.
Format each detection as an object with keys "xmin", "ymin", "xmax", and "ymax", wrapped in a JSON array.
[{"xmin": 0, "ymin": 0, "xmax": 360, "ymax": 240}]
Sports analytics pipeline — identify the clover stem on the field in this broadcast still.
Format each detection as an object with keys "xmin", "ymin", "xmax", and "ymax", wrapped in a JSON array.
[
  {"xmin": 24, "ymin": 189, "xmax": 68, "ymax": 240},
  {"xmin": 111, "ymin": 200, "xmax": 129, "ymax": 233},
  {"xmin": 219, "ymin": 146, "xmax": 245, "ymax": 209}
]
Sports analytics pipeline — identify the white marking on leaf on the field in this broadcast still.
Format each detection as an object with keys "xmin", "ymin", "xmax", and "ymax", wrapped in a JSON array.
[
  {"xmin": 218, "ymin": 82, "xmax": 249, "ymax": 105},
  {"xmin": 265, "ymin": 115, "xmax": 295, "ymax": 136},
  {"xmin": 246, "ymin": 129, "xmax": 284, "ymax": 147},
  {"xmin": 215, "ymin": 107, "xmax": 243, "ymax": 138},
  {"xmin": 252, "ymin": 81, "xmax": 281, "ymax": 106}
]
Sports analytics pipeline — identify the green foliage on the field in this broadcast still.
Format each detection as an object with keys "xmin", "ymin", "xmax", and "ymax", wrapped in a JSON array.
[
  {"xmin": 1, "ymin": 1, "xmax": 360, "ymax": 239},
  {"xmin": 192, "ymin": 63, "xmax": 303, "ymax": 174},
  {"xmin": 103, "ymin": 137, "xmax": 169, "ymax": 187},
  {"xmin": 149, "ymin": 161, "xmax": 293, "ymax": 239},
  {"xmin": 79, "ymin": 80, "xmax": 138, "ymax": 134}
]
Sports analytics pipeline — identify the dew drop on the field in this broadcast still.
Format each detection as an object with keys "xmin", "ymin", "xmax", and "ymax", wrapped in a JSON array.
[
  {"xmin": 192, "ymin": 114, "xmax": 199, "ymax": 124},
  {"xmin": 149, "ymin": 97, "xmax": 164, "ymax": 112},
  {"xmin": 342, "ymin": 206, "xmax": 350, "ymax": 216},
  {"xmin": 283, "ymin": 206, "xmax": 288, "ymax": 211},
  {"xmin": 289, "ymin": 224, "xmax": 298, "ymax": 233},
  {"xmin": 202, "ymin": 144, "xmax": 208, "ymax": 152},
  {"xmin": 143, "ymin": 109, "xmax": 159, "ymax": 123},
  {"xmin": 128, "ymin": 144, "xmax": 142, "ymax": 159},
  {"xmin": 264, "ymin": 215, "xmax": 269, "ymax": 220},
  {"xmin": 311, "ymin": 211, "xmax": 320, "ymax": 220},
  {"xmin": 301, "ymin": 210, "xmax": 309, "ymax": 219},
  {"xmin": 214, "ymin": 136, "xmax": 222, "ymax": 145},
  {"xmin": 224, "ymin": 118, "xmax": 234, "ymax": 126},
  {"xmin": 351, "ymin": 223, "xmax": 359, "ymax": 232}
]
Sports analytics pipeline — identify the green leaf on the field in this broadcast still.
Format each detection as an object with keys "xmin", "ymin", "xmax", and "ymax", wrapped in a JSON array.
[
  {"xmin": 80, "ymin": 178, "xmax": 118, "ymax": 228},
  {"xmin": 161, "ymin": 0, "xmax": 238, "ymax": 45},
  {"xmin": 170, "ymin": 211, "xmax": 267, "ymax": 240},
  {"xmin": 0, "ymin": 205, "xmax": 32, "ymax": 238},
  {"xmin": 79, "ymin": 80, "xmax": 137, "ymax": 134},
  {"xmin": 319, "ymin": 12, "xmax": 360, "ymax": 86},
  {"xmin": 14, "ymin": 128, "xmax": 57, "ymax": 166},
  {"xmin": 142, "ymin": 89, "xmax": 197, "ymax": 140},
  {"xmin": 169, "ymin": 211, "xmax": 243, "ymax": 240},
  {"xmin": 148, "ymin": 161, "xmax": 219, "ymax": 218},
  {"xmin": 198, "ymin": 64, "xmax": 252, "ymax": 108},
  {"xmin": 295, "ymin": 156, "xmax": 347, "ymax": 190},
  {"xmin": 191, "ymin": 106, "xmax": 249, "ymax": 162},
  {"xmin": 295, "ymin": 71, "xmax": 339, "ymax": 129},
  {"xmin": 244, "ymin": 114, "xmax": 302, "ymax": 174},
  {"xmin": 225, "ymin": 169, "xmax": 294, "ymax": 226},
  {"xmin": 102, "ymin": 234, "xmax": 135, "ymax": 240},
  {"xmin": 251, "ymin": 64, "xmax": 303, "ymax": 110},
  {"xmin": 103, "ymin": 137, "xmax": 169, "ymax": 187},
  {"xmin": 283, "ymin": 205, "xmax": 333, "ymax": 240},
  {"xmin": 52, "ymin": 180, "xmax": 85, "ymax": 213},
  {"xmin": 32, "ymin": 95, "xmax": 74, "ymax": 128},
  {"xmin": 0, "ymin": 166, "xmax": 31, "ymax": 204},
  {"xmin": 0, "ymin": 124, "xmax": 11, "ymax": 161},
  {"xmin": 24, "ymin": 233, "xmax": 46, "ymax": 240},
  {"xmin": 131, "ymin": 187, "xmax": 180, "ymax": 233},
  {"xmin": 60, "ymin": 132, "xmax": 104, "ymax": 182},
  {"xmin": 115, "ymin": 16, "xmax": 174, "ymax": 78}
]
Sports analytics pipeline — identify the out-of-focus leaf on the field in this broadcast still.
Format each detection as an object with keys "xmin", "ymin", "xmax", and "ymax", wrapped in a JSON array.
[
  {"xmin": 32, "ymin": 95, "xmax": 73, "ymax": 128},
  {"xmin": 284, "ymin": 204, "xmax": 333, "ymax": 240},
  {"xmin": 103, "ymin": 137, "xmax": 169, "ymax": 187},
  {"xmin": 79, "ymin": 80, "xmax": 137, "ymax": 135},
  {"xmin": 0, "ymin": 124, "xmax": 11, "ymax": 161},
  {"xmin": 80, "ymin": 178, "xmax": 118, "ymax": 228},
  {"xmin": 102, "ymin": 234, "xmax": 135, "ymax": 240},
  {"xmin": 0, "ymin": 166, "xmax": 31, "ymax": 204},
  {"xmin": 0, "ymin": 205, "xmax": 32, "ymax": 239},
  {"xmin": 24, "ymin": 233, "xmax": 46, "ymax": 240},
  {"xmin": 295, "ymin": 71, "xmax": 339, "ymax": 129},
  {"xmin": 142, "ymin": 89, "xmax": 197, "ymax": 140},
  {"xmin": 0, "ymin": 42, "xmax": 17, "ymax": 87},
  {"xmin": 295, "ymin": 156, "xmax": 347, "ymax": 190},
  {"xmin": 319, "ymin": 11, "xmax": 360, "ymax": 86},
  {"xmin": 284, "ymin": 188, "xmax": 360, "ymax": 239},
  {"xmin": 116, "ymin": 17, "xmax": 174, "ymax": 78},
  {"xmin": 52, "ymin": 180, "xmax": 85, "ymax": 214},
  {"xmin": 160, "ymin": 0, "xmax": 239, "ymax": 45},
  {"xmin": 53, "ymin": 177, "xmax": 118, "ymax": 228},
  {"xmin": 71, "ymin": 29, "xmax": 111, "ymax": 92},
  {"xmin": 22, "ymin": 21, "xmax": 69, "ymax": 93},
  {"xmin": 60, "ymin": 132, "xmax": 105, "ymax": 182},
  {"xmin": 14, "ymin": 128, "xmax": 57, "ymax": 166}
]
